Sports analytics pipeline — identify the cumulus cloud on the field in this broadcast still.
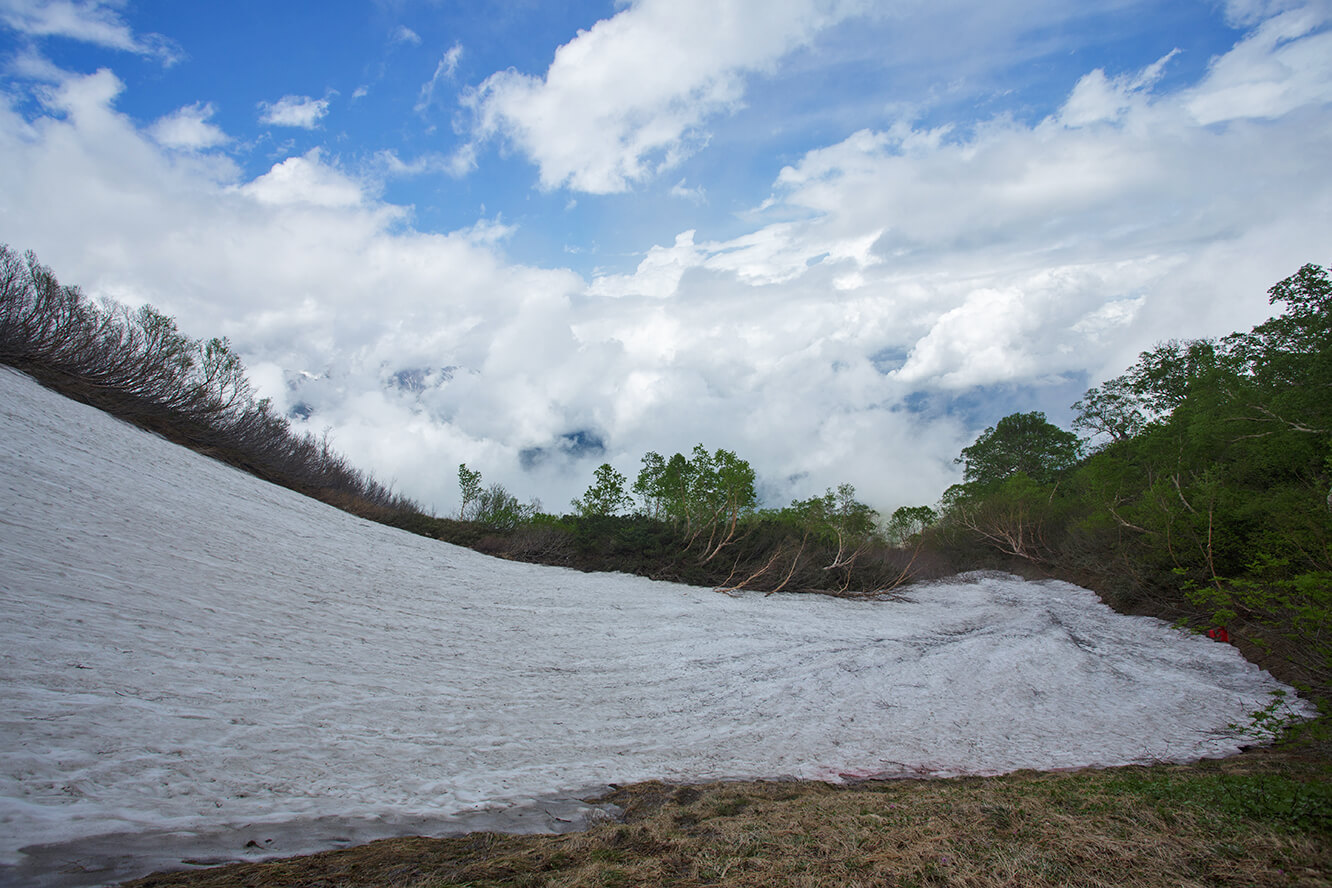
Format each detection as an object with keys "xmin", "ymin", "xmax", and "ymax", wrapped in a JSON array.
[
  {"xmin": 258, "ymin": 93, "xmax": 332, "ymax": 129},
  {"xmin": 149, "ymin": 101, "xmax": 228, "ymax": 150},
  {"xmin": 0, "ymin": 0, "xmax": 182, "ymax": 64},
  {"xmin": 462, "ymin": 0, "xmax": 866, "ymax": 193},
  {"xmin": 239, "ymin": 150, "xmax": 368, "ymax": 208}
]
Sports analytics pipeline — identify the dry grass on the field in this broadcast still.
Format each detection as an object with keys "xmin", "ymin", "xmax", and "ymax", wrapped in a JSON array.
[{"xmin": 123, "ymin": 750, "xmax": 1330, "ymax": 888}]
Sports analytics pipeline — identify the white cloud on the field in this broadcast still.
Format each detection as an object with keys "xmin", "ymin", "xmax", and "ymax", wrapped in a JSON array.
[
  {"xmin": 1220, "ymin": 0, "xmax": 1312, "ymax": 26},
  {"xmin": 462, "ymin": 0, "xmax": 866, "ymax": 193},
  {"xmin": 149, "ymin": 101, "xmax": 228, "ymax": 150},
  {"xmin": 239, "ymin": 150, "xmax": 368, "ymax": 208},
  {"xmin": 378, "ymin": 146, "xmax": 477, "ymax": 180},
  {"xmin": 391, "ymin": 24, "xmax": 421, "ymax": 46},
  {"xmin": 444, "ymin": 141, "xmax": 478, "ymax": 177},
  {"xmin": 670, "ymin": 178, "xmax": 707, "ymax": 204},
  {"xmin": 1060, "ymin": 50, "xmax": 1178, "ymax": 127},
  {"xmin": 40, "ymin": 62, "xmax": 122, "ymax": 115},
  {"xmin": 415, "ymin": 42, "xmax": 463, "ymax": 114},
  {"xmin": 258, "ymin": 94, "xmax": 332, "ymax": 129},
  {"xmin": 580, "ymin": 8, "xmax": 1332, "ymax": 469},
  {"xmin": 588, "ymin": 230, "xmax": 703, "ymax": 299},
  {"xmin": 0, "ymin": 0, "xmax": 182, "ymax": 63},
  {"xmin": 375, "ymin": 148, "xmax": 456, "ymax": 178},
  {"xmin": 1184, "ymin": 4, "xmax": 1332, "ymax": 123},
  {"xmin": 5, "ymin": 44, "xmax": 68, "ymax": 81}
]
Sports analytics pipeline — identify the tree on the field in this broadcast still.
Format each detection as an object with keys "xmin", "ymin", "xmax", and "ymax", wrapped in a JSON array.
[
  {"xmin": 458, "ymin": 463, "xmax": 482, "ymax": 520},
  {"xmin": 572, "ymin": 463, "xmax": 634, "ymax": 517},
  {"xmin": 196, "ymin": 337, "xmax": 250, "ymax": 417},
  {"xmin": 473, "ymin": 482, "xmax": 536, "ymax": 530},
  {"xmin": 956, "ymin": 411, "xmax": 1082, "ymax": 486},
  {"xmin": 1221, "ymin": 262, "xmax": 1331, "ymax": 444},
  {"xmin": 0, "ymin": 244, "xmax": 418, "ymax": 521},
  {"xmin": 687, "ymin": 445, "xmax": 758, "ymax": 561},
  {"xmin": 943, "ymin": 474, "xmax": 1063, "ymax": 562},
  {"xmin": 886, "ymin": 505, "xmax": 936, "ymax": 545},
  {"xmin": 632, "ymin": 443, "xmax": 758, "ymax": 561},
  {"xmin": 1073, "ymin": 339, "xmax": 1222, "ymax": 446},
  {"xmin": 1071, "ymin": 376, "xmax": 1147, "ymax": 444},
  {"xmin": 787, "ymin": 484, "xmax": 878, "ymax": 568},
  {"xmin": 632, "ymin": 451, "xmax": 669, "ymax": 518}
]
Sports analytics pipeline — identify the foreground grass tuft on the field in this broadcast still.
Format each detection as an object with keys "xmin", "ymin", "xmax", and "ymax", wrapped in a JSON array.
[{"xmin": 123, "ymin": 751, "xmax": 1330, "ymax": 888}]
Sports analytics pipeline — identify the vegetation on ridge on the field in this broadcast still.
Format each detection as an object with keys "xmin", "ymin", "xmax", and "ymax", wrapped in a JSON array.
[
  {"xmin": 922, "ymin": 263, "xmax": 1332, "ymax": 724},
  {"xmin": 0, "ymin": 245, "xmax": 417, "ymax": 521}
]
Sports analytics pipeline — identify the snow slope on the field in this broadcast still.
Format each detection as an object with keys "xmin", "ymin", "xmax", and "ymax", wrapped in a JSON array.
[{"xmin": 0, "ymin": 366, "xmax": 1307, "ymax": 886}]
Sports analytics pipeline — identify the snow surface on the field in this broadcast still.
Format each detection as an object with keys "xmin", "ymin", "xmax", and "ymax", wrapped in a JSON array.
[{"xmin": 0, "ymin": 366, "xmax": 1309, "ymax": 886}]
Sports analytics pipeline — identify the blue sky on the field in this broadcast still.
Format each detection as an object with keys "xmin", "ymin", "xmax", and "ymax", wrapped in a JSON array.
[{"xmin": 2, "ymin": 0, "xmax": 1331, "ymax": 516}]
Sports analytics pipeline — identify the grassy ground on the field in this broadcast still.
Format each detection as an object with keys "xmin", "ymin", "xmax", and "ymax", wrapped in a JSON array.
[{"xmin": 123, "ymin": 748, "xmax": 1330, "ymax": 888}]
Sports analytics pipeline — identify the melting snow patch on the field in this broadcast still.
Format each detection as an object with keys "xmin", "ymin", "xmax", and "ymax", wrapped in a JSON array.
[{"xmin": 0, "ymin": 366, "xmax": 1311, "ymax": 886}]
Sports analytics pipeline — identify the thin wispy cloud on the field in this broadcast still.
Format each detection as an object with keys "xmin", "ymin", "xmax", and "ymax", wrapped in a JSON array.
[
  {"xmin": 670, "ymin": 178, "xmax": 707, "ymax": 204},
  {"xmin": 0, "ymin": 0, "xmax": 181, "ymax": 63},
  {"xmin": 415, "ymin": 41, "xmax": 462, "ymax": 114},
  {"xmin": 391, "ymin": 24, "xmax": 420, "ymax": 46}
]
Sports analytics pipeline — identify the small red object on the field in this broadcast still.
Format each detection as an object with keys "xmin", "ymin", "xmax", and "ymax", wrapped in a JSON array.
[{"xmin": 1207, "ymin": 627, "xmax": 1230, "ymax": 643}]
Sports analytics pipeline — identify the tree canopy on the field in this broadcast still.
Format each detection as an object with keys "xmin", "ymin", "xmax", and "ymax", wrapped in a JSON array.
[
  {"xmin": 956, "ymin": 411, "xmax": 1082, "ymax": 486},
  {"xmin": 572, "ymin": 463, "xmax": 634, "ymax": 517}
]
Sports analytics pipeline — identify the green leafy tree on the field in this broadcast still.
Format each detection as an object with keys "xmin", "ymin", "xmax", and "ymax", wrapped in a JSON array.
[
  {"xmin": 887, "ymin": 505, "xmax": 937, "ymax": 545},
  {"xmin": 940, "ymin": 474, "xmax": 1067, "ymax": 562},
  {"xmin": 1221, "ymin": 263, "xmax": 1331, "ymax": 460},
  {"xmin": 1070, "ymin": 376, "xmax": 1147, "ymax": 444},
  {"xmin": 956, "ymin": 411, "xmax": 1082, "ymax": 486},
  {"xmin": 572, "ymin": 463, "xmax": 634, "ymax": 517},
  {"xmin": 633, "ymin": 450, "xmax": 701, "ymax": 526},
  {"xmin": 473, "ymin": 482, "xmax": 537, "ymax": 530},
  {"xmin": 787, "ymin": 483, "xmax": 879, "ymax": 568},
  {"xmin": 458, "ymin": 463, "xmax": 483, "ymax": 520},
  {"xmin": 632, "ymin": 451, "xmax": 668, "ymax": 518},
  {"xmin": 632, "ymin": 444, "xmax": 757, "ymax": 561},
  {"xmin": 688, "ymin": 445, "xmax": 758, "ymax": 561},
  {"xmin": 1073, "ymin": 339, "xmax": 1223, "ymax": 447}
]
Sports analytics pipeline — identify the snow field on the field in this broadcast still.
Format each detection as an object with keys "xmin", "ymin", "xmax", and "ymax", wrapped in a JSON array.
[{"xmin": 0, "ymin": 366, "xmax": 1309, "ymax": 884}]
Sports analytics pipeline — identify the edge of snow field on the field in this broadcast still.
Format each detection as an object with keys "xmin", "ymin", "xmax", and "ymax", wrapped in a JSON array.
[{"xmin": 2, "ymin": 789, "xmax": 624, "ymax": 888}]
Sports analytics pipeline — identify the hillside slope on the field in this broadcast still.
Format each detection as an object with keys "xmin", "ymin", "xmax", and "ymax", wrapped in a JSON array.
[{"xmin": 0, "ymin": 366, "xmax": 1308, "ymax": 886}]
